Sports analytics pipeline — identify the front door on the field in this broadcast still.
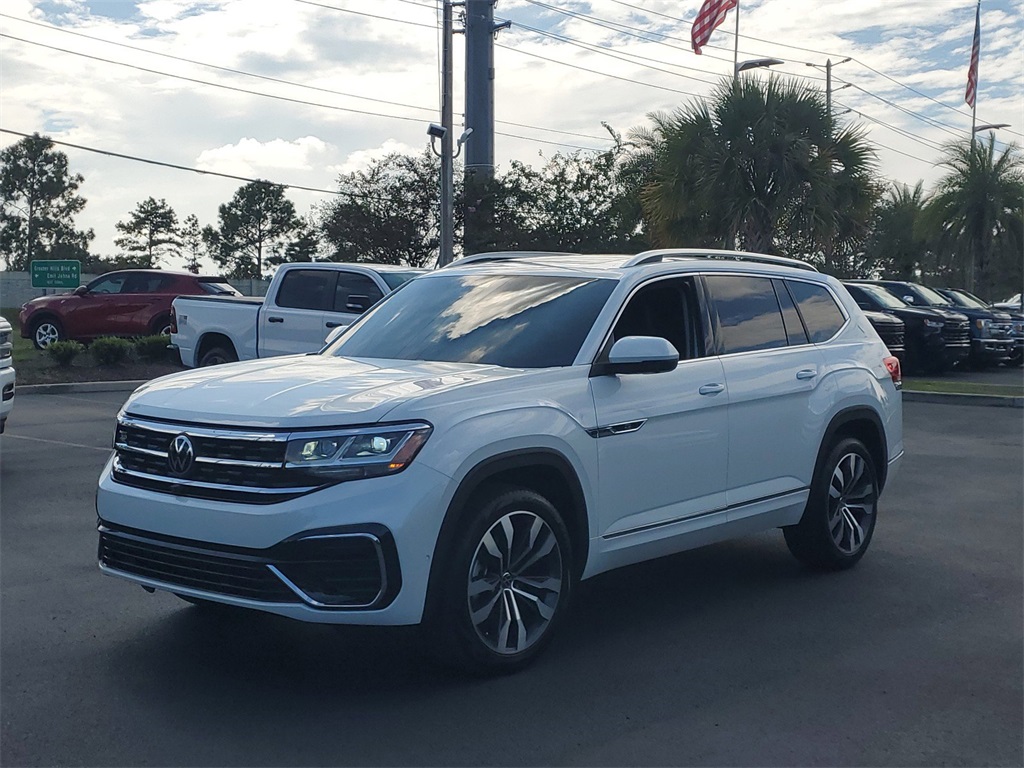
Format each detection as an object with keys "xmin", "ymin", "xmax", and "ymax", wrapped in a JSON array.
[
  {"xmin": 590, "ymin": 277, "xmax": 729, "ymax": 537},
  {"xmin": 258, "ymin": 268, "xmax": 337, "ymax": 357}
]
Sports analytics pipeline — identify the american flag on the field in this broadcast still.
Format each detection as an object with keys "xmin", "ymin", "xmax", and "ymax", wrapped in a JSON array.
[
  {"xmin": 965, "ymin": 2, "xmax": 980, "ymax": 107},
  {"xmin": 691, "ymin": 0, "xmax": 738, "ymax": 55}
]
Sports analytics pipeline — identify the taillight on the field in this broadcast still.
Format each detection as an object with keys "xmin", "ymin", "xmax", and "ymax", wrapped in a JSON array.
[
  {"xmin": 883, "ymin": 355, "xmax": 901, "ymax": 389},
  {"xmin": 169, "ymin": 305, "xmax": 178, "ymax": 335}
]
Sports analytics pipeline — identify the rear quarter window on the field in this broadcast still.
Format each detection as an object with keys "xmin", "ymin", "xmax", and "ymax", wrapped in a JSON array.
[{"xmin": 787, "ymin": 280, "xmax": 846, "ymax": 343}]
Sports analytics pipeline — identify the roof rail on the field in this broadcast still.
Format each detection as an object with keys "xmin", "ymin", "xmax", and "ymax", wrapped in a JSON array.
[
  {"xmin": 443, "ymin": 251, "xmax": 578, "ymax": 268},
  {"xmin": 626, "ymin": 249, "xmax": 818, "ymax": 272}
]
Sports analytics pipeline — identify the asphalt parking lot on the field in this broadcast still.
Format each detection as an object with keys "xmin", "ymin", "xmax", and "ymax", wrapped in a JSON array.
[{"xmin": 1, "ymin": 391, "xmax": 1021, "ymax": 767}]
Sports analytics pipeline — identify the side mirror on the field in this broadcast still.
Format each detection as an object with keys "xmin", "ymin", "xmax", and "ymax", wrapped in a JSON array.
[
  {"xmin": 593, "ymin": 336, "xmax": 679, "ymax": 376},
  {"xmin": 345, "ymin": 295, "xmax": 373, "ymax": 314},
  {"xmin": 74, "ymin": 285, "xmax": 89, "ymax": 296},
  {"xmin": 324, "ymin": 325, "xmax": 348, "ymax": 346},
  {"xmin": 902, "ymin": 295, "xmax": 915, "ymax": 304}
]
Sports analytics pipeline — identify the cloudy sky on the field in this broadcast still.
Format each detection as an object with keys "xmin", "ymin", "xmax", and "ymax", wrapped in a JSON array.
[{"xmin": 1, "ymin": 0, "xmax": 1021, "ymax": 272}]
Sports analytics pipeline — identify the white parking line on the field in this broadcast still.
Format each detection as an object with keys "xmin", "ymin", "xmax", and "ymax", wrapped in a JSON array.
[{"xmin": 2, "ymin": 433, "xmax": 112, "ymax": 453}]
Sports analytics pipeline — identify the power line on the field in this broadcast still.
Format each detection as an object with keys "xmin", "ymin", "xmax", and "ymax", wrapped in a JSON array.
[
  {"xmin": 290, "ymin": 0, "xmax": 437, "ymax": 29},
  {"xmin": 0, "ymin": 128, "xmax": 365, "ymax": 197}
]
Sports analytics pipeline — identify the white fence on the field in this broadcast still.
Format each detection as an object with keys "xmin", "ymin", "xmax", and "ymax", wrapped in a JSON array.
[{"xmin": 0, "ymin": 271, "xmax": 271, "ymax": 311}]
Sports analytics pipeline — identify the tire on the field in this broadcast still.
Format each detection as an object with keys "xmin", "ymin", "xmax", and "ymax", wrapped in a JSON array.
[
  {"xmin": 31, "ymin": 317, "xmax": 64, "ymax": 350},
  {"xmin": 198, "ymin": 344, "xmax": 238, "ymax": 367},
  {"xmin": 150, "ymin": 315, "xmax": 172, "ymax": 336},
  {"xmin": 784, "ymin": 437, "xmax": 879, "ymax": 571},
  {"xmin": 425, "ymin": 485, "xmax": 574, "ymax": 675}
]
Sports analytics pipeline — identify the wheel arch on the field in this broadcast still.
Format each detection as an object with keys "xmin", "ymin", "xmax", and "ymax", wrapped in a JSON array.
[
  {"xmin": 196, "ymin": 332, "xmax": 237, "ymax": 366},
  {"xmin": 424, "ymin": 448, "xmax": 590, "ymax": 616},
  {"xmin": 817, "ymin": 407, "xmax": 889, "ymax": 492}
]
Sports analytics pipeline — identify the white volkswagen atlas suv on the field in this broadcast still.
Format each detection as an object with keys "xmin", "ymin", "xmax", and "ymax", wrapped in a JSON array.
[{"xmin": 97, "ymin": 250, "xmax": 904, "ymax": 672}]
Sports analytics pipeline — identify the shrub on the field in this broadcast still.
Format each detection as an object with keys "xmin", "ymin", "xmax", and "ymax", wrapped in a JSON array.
[
  {"xmin": 47, "ymin": 340, "xmax": 85, "ymax": 368},
  {"xmin": 91, "ymin": 337, "xmax": 134, "ymax": 366},
  {"xmin": 134, "ymin": 335, "xmax": 170, "ymax": 363}
]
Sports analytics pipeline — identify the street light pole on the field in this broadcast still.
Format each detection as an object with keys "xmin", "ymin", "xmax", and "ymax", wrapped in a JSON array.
[{"xmin": 439, "ymin": 0, "xmax": 454, "ymax": 267}]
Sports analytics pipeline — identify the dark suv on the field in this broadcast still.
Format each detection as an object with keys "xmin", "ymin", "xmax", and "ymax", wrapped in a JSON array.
[
  {"xmin": 20, "ymin": 270, "xmax": 238, "ymax": 349},
  {"xmin": 863, "ymin": 280, "xmax": 1009, "ymax": 369},
  {"xmin": 842, "ymin": 282, "xmax": 968, "ymax": 374}
]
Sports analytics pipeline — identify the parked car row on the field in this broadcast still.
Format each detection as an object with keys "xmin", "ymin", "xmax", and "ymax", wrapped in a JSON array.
[{"xmin": 844, "ymin": 279, "xmax": 1021, "ymax": 373}]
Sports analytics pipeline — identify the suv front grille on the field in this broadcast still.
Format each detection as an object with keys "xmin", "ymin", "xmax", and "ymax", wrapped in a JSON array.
[
  {"xmin": 98, "ymin": 523, "xmax": 399, "ymax": 609},
  {"xmin": 875, "ymin": 325, "xmax": 905, "ymax": 354},
  {"xmin": 942, "ymin": 321, "xmax": 970, "ymax": 347},
  {"xmin": 112, "ymin": 416, "xmax": 325, "ymax": 504}
]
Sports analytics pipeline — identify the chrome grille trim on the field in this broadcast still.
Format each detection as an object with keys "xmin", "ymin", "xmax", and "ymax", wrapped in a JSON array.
[
  {"xmin": 113, "ymin": 441, "xmax": 283, "ymax": 469},
  {"xmin": 112, "ymin": 457, "xmax": 321, "ymax": 496}
]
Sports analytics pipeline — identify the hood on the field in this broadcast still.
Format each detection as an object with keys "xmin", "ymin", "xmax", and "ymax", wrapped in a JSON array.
[
  {"xmin": 22, "ymin": 292, "xmax": 75, "ymax": 309},
  {"xmin": 122, "ymin": 354, "xmax": 522, "ymax": 428},
  {"xmin": 862, "ymin": 310, "xmax": 902, "ymax": 327},
  {"xmin": 872, "ymin": 305, "xmax": 952, "ymax": 322}
]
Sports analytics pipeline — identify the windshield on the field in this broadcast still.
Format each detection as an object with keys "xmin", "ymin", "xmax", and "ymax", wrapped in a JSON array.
[
  {"xmin": 946, "ymin": 289, "xmax": 988, "ymax": 309},
  {"xmin": 380, "ymin": 271, "xmax": 424, "ymax": 290},
  {"xmin": 912, "ymin": 284, "xmax": 954, "ymax": 306},
  {"xmin": 857, "ymin": 284, "xmax": 907, "ymax": 310},
  {"xmin": 327, "ymin": 273, "xmax": 616, "ymax": 368}
]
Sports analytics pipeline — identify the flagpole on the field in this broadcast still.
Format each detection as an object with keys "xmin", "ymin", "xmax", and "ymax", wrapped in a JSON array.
[
  {"xmin": 733, "ymin": 0, "xmax": 740, "ymax": 83},
  {"xmin": 970, "ymin": 0, "xmax": 980, "ymax": 149}
]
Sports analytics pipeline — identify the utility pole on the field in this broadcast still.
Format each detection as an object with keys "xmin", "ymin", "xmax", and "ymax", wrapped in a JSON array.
[
  {"xmin": 463, "ymin": 0, "xmax": 507, "ymax": 255},
  {"xmin": 807, "ymin": 57, "xmax": 851, "ymax": 133},
  {"xmin": 439, "ymin": 0, "xmax": 455, "ymax": 266}
]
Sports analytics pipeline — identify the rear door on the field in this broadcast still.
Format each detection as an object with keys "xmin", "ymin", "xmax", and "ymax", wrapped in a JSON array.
[
  {"xmin": 704, "ymin": 274, "xmax": 826, "ymax": 509},
  {"xmin": 322, "ymin": 271, "xmax": 385, "ymax": 339},
  {"xmin": 590, "ymin": 276, "xmax": 729, "ymax": 537},
  {"xmin": 258, "ymin": 268, "xmax": 337, "ymax": 357},
  {"xmin": 122, "ymin": 273, "xmax": 177, "ymax": 334}
]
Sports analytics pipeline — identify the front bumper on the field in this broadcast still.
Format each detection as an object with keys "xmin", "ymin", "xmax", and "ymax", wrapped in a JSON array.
[
  {"xmin": 96, "ymin": 455, "xmax": 453, "ymax": 625},
  {"xmin": 971, "ymin": 338, "xmax": 1014, "ymax": 361},
  {"xmin": 0, "ymin": 365, "xmax": 15, "ymax": 425}
]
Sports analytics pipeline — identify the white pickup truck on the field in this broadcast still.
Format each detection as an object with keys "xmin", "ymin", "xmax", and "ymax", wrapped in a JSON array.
[{"xmin": 170, "ymin": 262, "xmax": 424, "ymax": 367}]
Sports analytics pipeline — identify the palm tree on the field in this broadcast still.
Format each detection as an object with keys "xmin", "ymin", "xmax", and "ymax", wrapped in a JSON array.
[
  {"xmin": 925, "ymin": 135, "xmax": 1023, "ymax": 295},
  {"xmin": 623, "ymin": 77, "xmax": 877, "ymax": 266},
  {"xmin": 865, "ymin": 182, "xmax": 931, "ymax": 280}
]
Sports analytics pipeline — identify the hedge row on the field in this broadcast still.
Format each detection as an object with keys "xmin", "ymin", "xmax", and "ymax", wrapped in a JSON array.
[{"xmin": 46, "ymin": 336, "xmax": 171, "ymax": 368}]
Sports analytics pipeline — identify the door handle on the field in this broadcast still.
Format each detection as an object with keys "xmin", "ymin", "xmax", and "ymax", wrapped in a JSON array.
[
  {"xmin": 325, "ymin": 321, "xmax": 344, "ymax": 328},
  {"xmin": 698, "ymin": 383, "xmax": 725, "ymax": 396},
  {"xmin": 796, "ymin": 369, "xmax": 818, "ymax": 380},
  {"xmin": 267, "ymin": 316, "xmax": 284, "ymax": 323}
]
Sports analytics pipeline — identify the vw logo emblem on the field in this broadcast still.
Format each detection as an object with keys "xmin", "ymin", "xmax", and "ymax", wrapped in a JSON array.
[{"xmin": 167, "ymin": 434, "xmax": 195, "ymax": 477}]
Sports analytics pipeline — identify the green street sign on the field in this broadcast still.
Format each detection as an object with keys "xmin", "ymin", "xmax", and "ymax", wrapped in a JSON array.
[{"xmin": 31, "ymin": 260, "xmax": 81, "ymax": 289}]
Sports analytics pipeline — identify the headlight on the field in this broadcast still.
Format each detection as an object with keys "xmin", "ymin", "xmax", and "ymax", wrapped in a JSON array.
[
  {"xmin": 975, "ymin": 318, "xmax": 990, "ymax": 335},
  {"xmin": 923, "ymin": 319, "xmax": 943, "ymax": 329},
  {"xmin": 284, "ymin": 423, "xmax": 432, "ymax": 480}
]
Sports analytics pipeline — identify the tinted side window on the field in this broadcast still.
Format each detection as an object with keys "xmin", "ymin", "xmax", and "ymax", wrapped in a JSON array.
[
  {"xmin": 124, "ymin": 274, "xmax": 175, "ymax": 293},
  {"xmin": 773, "ymin": 278, "xmax": 808, "ymax": 345},
  {"xmin": 334, "ymin": 273, "xmax": 384, "ymax": 314},
  {"xmin": 705, "ymin": 275, "xmax": 788, "ymax": 354},
  {"xmin": 787, "ymin": 280, "xmax": 846, "ymax": 343},
  {"xmin": 275, "ymin": 270, "xmax": 336, "ymax": 311},
  {"xmin": 608, "ymin": 278, "xmax": 703, "ymax": 360},
  {"xmin": 88, "ymin": 275, "xmax": 127, "ymax": 294}
]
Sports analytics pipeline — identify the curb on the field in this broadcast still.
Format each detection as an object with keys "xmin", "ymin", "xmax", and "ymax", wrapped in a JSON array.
[
  {"xmin": 18, "ymin": 380, "xmax": 147, "ymax": 395},
  {"xmin": 903, "ymin": 390, "xmax": 1024, "ymax": 408}
]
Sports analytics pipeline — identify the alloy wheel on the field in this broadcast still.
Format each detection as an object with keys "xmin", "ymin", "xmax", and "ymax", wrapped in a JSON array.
[
  {"xmin": 467, "ymin": 510, "xmax": 563, "ymax": 655},
  {"xmin": 827, "ymin": 452, "xmax": 877, "ymax": 555},
  {"xmin": 34, "ymin": 322, "xmax": 61, "ymax": 348}
]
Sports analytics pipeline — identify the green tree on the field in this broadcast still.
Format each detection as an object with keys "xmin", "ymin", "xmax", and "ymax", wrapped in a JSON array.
[
  {"xmin": 488, "ymin": 135, "xmax": 647, "ymax": 253},
  {"xmin": 179, "ymin": 214, "xmax": 205, "ymax": 274},
  {"xmin": 624, "ymin": 77, "xmax": 877, "ymax": 265},
  {"xmin": 0, "ymin": 133, "xmax": 94, "ymax": 270},
  {"xmin": 924, "ymin": 136, "xmax": 1023, "ymax": 296},
  {"xmin": 114, "ymin": 197, "xmax": 180, "ymax": 268},
  {"xmin": 209, "ymin": 181, "xmax": 301, "ymax": 278},
  {"xmin": 318, "ymin": 151, "xmax": 443, "ymax": 267}
]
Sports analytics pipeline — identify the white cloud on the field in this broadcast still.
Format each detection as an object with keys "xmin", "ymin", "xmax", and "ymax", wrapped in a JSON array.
[{"xmin": 195, "ymin": 136, "xmax": 332, "ymax": 176}]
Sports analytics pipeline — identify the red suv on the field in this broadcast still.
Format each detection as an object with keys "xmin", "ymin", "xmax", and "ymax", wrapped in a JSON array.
[{"xmin": 20, "ymin": 270, "xmax": 239, "ymax": 349}]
